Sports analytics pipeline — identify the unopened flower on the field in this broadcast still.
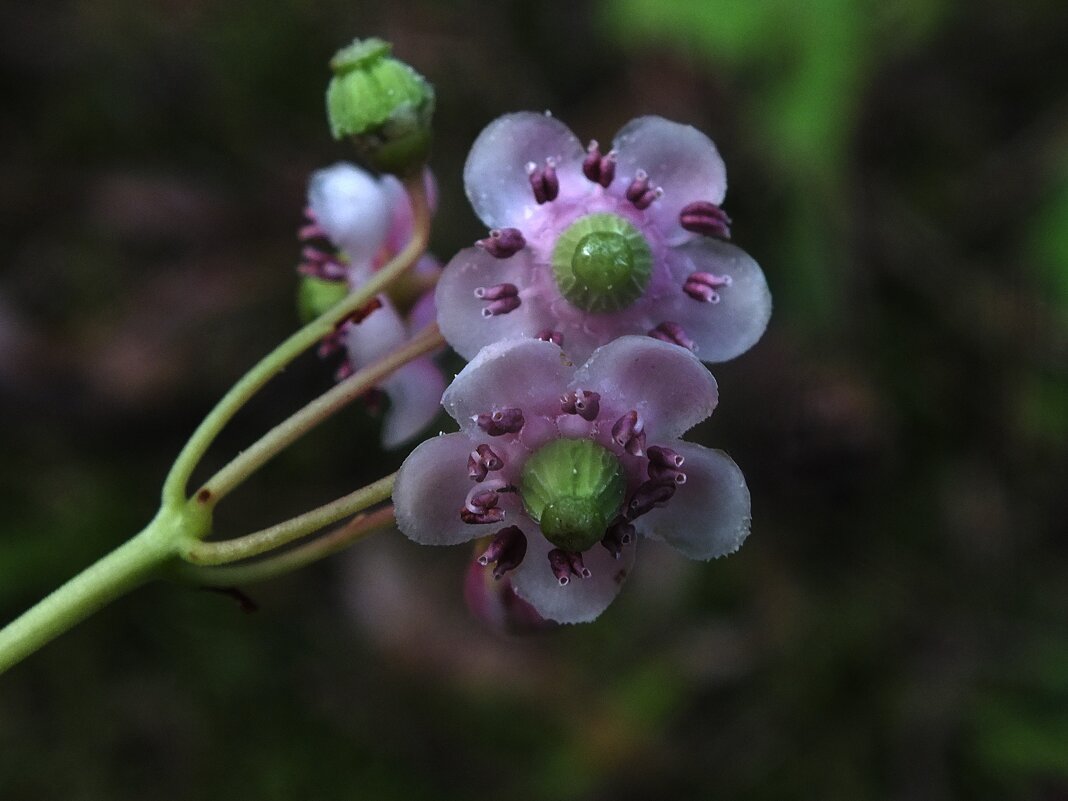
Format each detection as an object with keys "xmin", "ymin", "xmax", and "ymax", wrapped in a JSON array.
[
  {"xmin": 436, "ymin": 112, "xmax": 772, "ymax": 364},
  {"xmin": 299, "ymin": 162, "xmax": 444, "ymax": 448},
  {"xmin": 393, "ymin": 336, "xmax": 752, "ymax": 624}
]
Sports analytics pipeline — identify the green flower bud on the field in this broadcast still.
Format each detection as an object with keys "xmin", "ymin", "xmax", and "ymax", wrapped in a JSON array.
[
  {"xmin": 551, "ymin": 213, "xmax": 653, "ymax": 312},
  {"xmin": 326, "ymin": 38, "xmax": 435, "ymax": 175},
  {"xmin": 297, "ymin": 276, "xmax": 348, "ymax": 323},
  {"xmin": 520, "ymin": 439, "xmax": 626, "ymax": 552}
]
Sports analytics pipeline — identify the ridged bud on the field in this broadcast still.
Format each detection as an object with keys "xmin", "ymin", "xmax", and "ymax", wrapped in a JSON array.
[{"xmin": 325, "ymin": 38, "xmax": 435, "ymax": 175}]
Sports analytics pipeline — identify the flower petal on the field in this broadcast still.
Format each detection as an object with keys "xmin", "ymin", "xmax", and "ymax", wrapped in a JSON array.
[
  {"xmin": 380, "ymin": 358, "xmax": 446, "ymax": 449},
  {"xmin": 510, "ymin": 530, "xmax": 637, "ymax": 624},
  {"xmin": 343, "ymin": 295, "xmax": 408, "ymax": 367},
  {"xmin": 571, "ymin": 336, "xmax": 718, "ymax": 440},
  {"xmin": 308, "ymin": 163, "xmax": 390, "ymax": 268},
  {"xmin": 612, "ymin": 116, "xmax": 727, "ymax": 244},
  {"xmin": 394, "ymin": 432, "xmax": 488, "ymax": 546},
  {"xmin": 464, "ymin": 112, "xmax": 586, "ymax": 229},
  {"xmin": 442, "ymin": 337, "xmax": 573, "ymax": 428},
  {"xmin": 637, "ymin": 441, "xmax": 751, "ymax": 560},
  {"xmin": 435, "ymin": 246, "xmax": 543, "ymax": 360},
  {"xmin": 661, "ymin": 240, "xmax": 772, "ymax": 363}
]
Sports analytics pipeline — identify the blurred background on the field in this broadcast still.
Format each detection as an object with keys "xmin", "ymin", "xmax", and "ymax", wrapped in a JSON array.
[{"xmin": 2, "ymin": 0, "xmax": 1067, "ymax": 798}]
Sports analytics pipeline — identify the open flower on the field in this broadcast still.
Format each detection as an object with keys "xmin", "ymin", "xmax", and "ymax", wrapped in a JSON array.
[
  {"xmin": 436, "ymin": 112, "xmax": 772, "ymax": 364},
  {"xmin": 393, "ymin": 335, "xmax": 752, "ymax": 624},
  {"xmin": 299, "ymin": 162, "xmax": 445, "ymax": 448}
]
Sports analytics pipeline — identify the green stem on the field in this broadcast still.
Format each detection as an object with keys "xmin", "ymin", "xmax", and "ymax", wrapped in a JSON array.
[
  {"xmin": 174, "ymin": 506, "xmax": 396, "ymax": 587},
  {"xmin": 194, "ymin": 325, "xmax": 442, "ymax": 507},
  {"xmin": 0, "ymin": 505, "xmax": 205, "ymax": 675},
  {"xmin": 183, "ymin": 474, "xmax": 395, "ymax": 565},
  {"xmin": 161, "ymin": 175, "xmax": 430, "ymax": 508}
]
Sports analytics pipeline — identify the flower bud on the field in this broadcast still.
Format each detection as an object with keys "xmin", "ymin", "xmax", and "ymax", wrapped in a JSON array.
[
  {"xmin": 325, "ymin": 38, "xmax": 435, "ymax": 175},
  {"xmin": 297, "ymin": 275, "xmax": 348, "ymax": 323}
]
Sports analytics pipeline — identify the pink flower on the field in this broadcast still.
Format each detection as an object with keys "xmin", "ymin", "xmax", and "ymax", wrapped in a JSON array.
[
  {"xmin": 392, "ymin": 336, "xmax": 752, "ymax": 624},
  {"xmin": 436, "ymin": 113, "xmax": 772, "ymax": 364},
  {"xmin": 300, "ymin": 163, "xmax": 445, "ymax": 448}
]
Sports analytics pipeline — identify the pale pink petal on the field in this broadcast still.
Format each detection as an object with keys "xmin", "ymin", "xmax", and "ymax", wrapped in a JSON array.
[
  {"xmin": 659, "ymin": 240, "xmax": 772, "ymax": 363},
  {"xmin": 637, "ymin": 441, "xmax": 751, "ymax": 560},
  {"xmin": 434, "ymin": 246, "xmax": 544, "ymax": 360},
  {"xmin": 510, "ymin": 529, "xmax": 637, "ymax": 624},
  {"xmin": 380, "ymin": 168, "xmax": 439, "ymax": 254},
  {"xmin": 394, "ymin": 432, "xmax": 506, "ymax": 546},
  {"xmin": 571, "ymin": 336, "xmax": 718, "ymax": 440},
  {"xmin": 379, "ymin": 358, "xmax": 446, "ymax": 449},
  {"xmin": 343, "ymin": 295, "xmax": 408, "ymax": 368},
  {"xmin": 441, "ymin": 337, "xmax": 573, "ymax": 429},
  {"xmin": 308, "ymin": 163, "xmax": 390, "ymax": 269},
  {"xmin": 612, "ymin": 116, "xmax": 727, "ymax": 244},
  {"xmin": 464, "ymin": 112, "xmax": 586, "ymax": 229}
]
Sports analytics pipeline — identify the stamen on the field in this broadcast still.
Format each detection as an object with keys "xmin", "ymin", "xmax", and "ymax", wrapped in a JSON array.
[
  {"xmin": 477, "ymin": 526, "xmax": 528, "ymax": 579},
  {"xmin": 547, "ymin": 549, "xmax": 572, "ymax": 585},
  {"xmin": 625, "ymin": 170, "xmax": 661, "ymax": 210},
  {"xmin": 582, "ymin": 140, "xmax": 617, "ymax": 188},
  {"xmin": 464, "ymin": 483, "xmax": 502, "ymax": 514},
  {"xmin": 611, "ymin": 410, "xmax": 646, "ymax": 456},
  {"xmin": 648, "ymin": 321, "xmax": 696, "ymax": 351},
  {"xmin": 648, "ymin": 462, "xmax": 687, "ymax": 485},
  {"xmin": 647, "ymin": 445, "xmax": 685, "ymax": 469},
  {"xmin": 565, "ymin": 550, "xmax": 592, "ymax": 579},
  {"xmin": 460, "ymin": 507, "xmax": 505, "ymax": 524},
  {"xmin": 468, "ymin": 443, "xmax": 504, "ymax": 482},
  {"xmin": 679, "ymin": 201, "xmax": 732, "ymax": 239},
  {"xmin": 334, "ymin": 361, "xmax": 354, "ymax": 382},
  {"xmin": 298, "ymin": 246, "xmax": 348, "ymax": 281},
  {"xmin": 475, "ymin": 407, "xmax": 525, "ymax": 436},
  {"xmin": 474, "ymin": 283, "xmax": 521, "ymax": 317},
  {"xmin": 536, "ymin": 329, "xmax": 564, "ymax": 346},
  {"xmin": 560, "ymin": 389, "xmax": 601, "ymax": 421},
  {"xmin": 683, "ymin": 272, "xmax": 732, "ymax": 304},
  {"xmin": 626, "ymin": 479, "xmax": 676, "ymax": 519},
  {"xmin": 339, "ymin": 297, "xmax": 383, "ymax": 327},
  {"xmin": 476, "ymin": 228, "xmax": 526, "ymax": 259},
  {"xmin": 601, "ymin": 517, "xmax": 635, "ymax": 559},
  {"xmin": 317, "ymin": 330, "xmax": 346, "ymax": 358},
  {"xmin": 526, "ymin": 158, "xmax": 559, "ymax": 204}
]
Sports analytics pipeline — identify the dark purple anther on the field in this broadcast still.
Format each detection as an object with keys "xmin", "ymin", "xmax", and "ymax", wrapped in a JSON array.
[
  {"xmin": 478, "ymin": 526, "xmax": 528, "ymax": 579},
  {"xmin": 648, "ymin": 445, "xmax": 685, "ymax": 469},
  {"xmin": 475, "ymin": 283, "xmax": 521, "ymax": 317},
  {"xmin": 476, "ymin": 407, "xmax": 525, "ymax": 436},
  {"xmin": 547, "ymin": 549, "xmax": 572, "ymax": 585},
  {"xmin": 536, "ymin": 330, "xmax": 564, "ymax": 346},
  {"xmin": 565, "ymin": 551, "xmax": 592, "ymax": 579},
  {"xmin": 648, "ymin": 321, "xmax": 695, "ymax": 351},
  {"xmin": 683, "ymin": 272, "xmax": 732, "ymax": 304},
  {"xmin": 298, "ymin": 247, "xmax": 348, "ymax": 281},
  {"xmin": 625, "ymin": 170, "xmax": 661, "ymax": 210},
  {"xmin": 560, "ymin": 389, "xmax": 601, "ymax": 421},
  {"xmin": 627, "ymin": 479, "xmax": 677, "ymax": 519},
  {"xmin": 679, "ymin": 201, "xmax": 732, "ymax": 239},
  {"xmin": 299, "ymin": 207, "xmax": 326, "ymax": 241},
  {"xmin": 527, "ymin": 159, "xmax": 559, "ymax": 204},
  {"xmin": 467, "ymin": 489, "xmax": 500, "ymax": 511},
  {"xmin": 476, "ymin": 228, "xmax": 526, "ymax": 258},
  {"xmin": 460, "ymin": 507, "xmax": 506, "ymax": 524},
  {"xmin": 601, "ymin": 518, "xmax": 635, "ymax": 559},
  {"xmin": 648, "ymin": 462, "xmax": 687, "ymax": 485},
  {"xmin": 582, "ymin": 140, "xmax": 617, "ymax": 188},
  {"xmin": 611, "ymin": 410, "xmax": 646, "ymax": 456},
  {"xmin": 468, "ymin": 443, "xmax": 504, "ymax": 482}
]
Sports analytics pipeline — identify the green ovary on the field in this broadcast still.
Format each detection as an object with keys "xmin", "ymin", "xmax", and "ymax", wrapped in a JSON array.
[
  {"xmin": 519, "ymin": 439, "xmax": 626, "ymax": 552},
  {"xmin": 551, "ymin": 213, "xmax": 652, "ymax": 312}
]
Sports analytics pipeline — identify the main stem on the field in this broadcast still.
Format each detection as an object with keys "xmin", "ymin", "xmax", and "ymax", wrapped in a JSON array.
[{"xmin": 0, "ymin": 505, "xmax": 198, "ymax": 675}]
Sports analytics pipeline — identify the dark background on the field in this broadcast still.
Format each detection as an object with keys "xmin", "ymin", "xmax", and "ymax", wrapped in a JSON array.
[{"xmin": 2, "ymin": 0, "xmax": 1067, "ymax": 798}]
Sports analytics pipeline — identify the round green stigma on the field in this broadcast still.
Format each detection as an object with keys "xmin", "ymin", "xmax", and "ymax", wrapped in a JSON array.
[
  {"xmin": 519, "ymin": 439, "xmax": 626, "ymax": 552},
  {"xmin": 551, "ymin": 213, "xmax": 652, "ymax": 312}
]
